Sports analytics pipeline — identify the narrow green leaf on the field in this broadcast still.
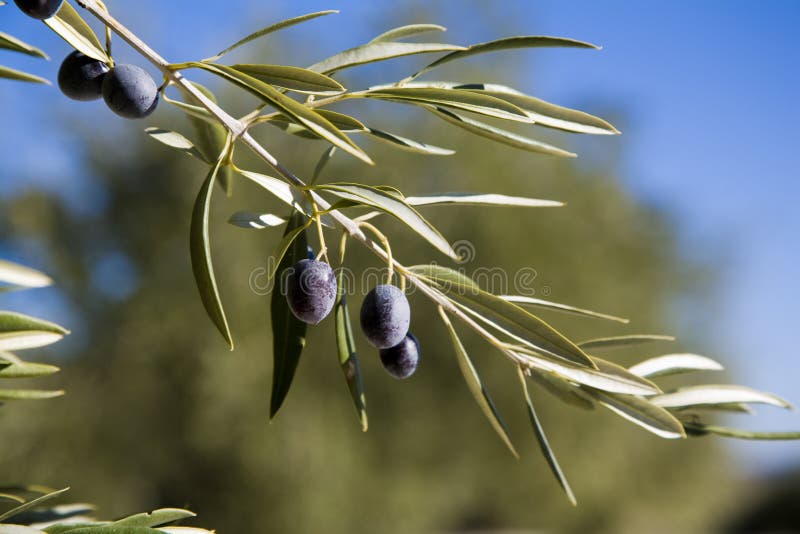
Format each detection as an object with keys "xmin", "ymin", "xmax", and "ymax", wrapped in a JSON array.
[
  {"xmin": 189, "ymin": 155, "xmax": 233, "ymax": 350},
  {"xmin": 510, "ymin": 347, "xmax": 657, "ymax": 395},
  {"xmin": 112, "ymin": 508, "xmax": 196, "ymax": 528},
  {"xmin": 456, "ymin": 83, "xmax": 619, "ymax": 135},
  {"xmin": 0, "ymin": 493, "xmax": 26, "ymax": 504},
  {"xmin": 0, "ymin": 312, "xmax": 69, "ymax": 351},
  {"xmin": 0, "ymin": 352, "xmax": 59, "ymax": 378},
  {"xmin": 369, "ymin": 24, "xmax": 447, "ymax": 43},
  {"xmin": 228, "ymin": 212, "xmax": 286, "ymax": 230},
  {"xmin": 438, "ymin": 307, "xmax": 518, "ymax": 458},
  {"xmin": 400, "ymin": 82, "xmax": 619, "ymax": 135},
  {"xmin": 588, "ymin": 389, "xmax": 687, "ymax": 439},
  {"xmin": 628, "ymin": 353, "xmax": 724, "ymax": 379},
  {"xmin": 0, "ymin": 260, "xmax": 52, "ymax": 288},
  {"xmin": 0, "ymin": 388, "xmax": 64, "ymax": 401},
  {"xmin": 270, "ymin": 213, "xmax": 309, "ymax": 418},
  {"xmin": 266, "ymin": 110, "xmax": 365, "ymax": 139},
  {"xmin": 3, "ymin": 502, "xmax": 93, "ymax": 526},
  {"xmin": 266, "ymin": 219, "xmax": 312, "ymax": 281},
  {"xmin": 311, "ymin": 184, "xmax": 457, "ymax": 259},
  {"xmin": 0, "ymin": 65, "xmax": 49, "ymax": 84},
  {"xmin": 501, "ymin": 295, "xmax": 628, "ymax": 323},
  {"xmin": 52, "ymin": 527, "xmax": 158, "ymax": 534},
  {"xmin": 651, "ymin": 385, "xmax": 792, "ymax": 411},
  {"xmin": 44, "ymin": 1, "xmax": 109, "ymax": 62},
  {"xmin": 516, "ymin": 366, "xmax": 576, "ymax": 505},
  {"xmin": 577, "ymin": 334, "xmax": 676, "ymax": 350},
  {"xmin": 144, "ymin": 127, "xmax": 209, "ymax": 162},
  {"xmin": 308, "ymin": 42, "xmax": 465, "ymax": 75},
  {"xmin": 0, "ymin": 487, "xmax": 69, "ymax": 523},
  {"xmin": 407, "ymin": 193, "xmax": 563, "ymax": 208},
  {"xmin": 235, "ymin": 169, "xmax": 304, "ymax": 212},
  {"xmin": 231, "ymin": 64, "xmax": 344, "ymax": 95},
  {"xmin": 363, "ymin": 86, "xmax": 532, "ymax": 123},
  {"xmin": 312, "ymin": 146, "xmax": 337, "ymax": 185},
  {"xmin": 204, "ymin": 10, "xmax": 338, "ymax": 62},
  {"xmin": 530, "ymin": 370, "xmax": 596, "ymax": 410},
  {"xmin": 428, "ymin": 106, "xmax": 575, "ymax": 157},
  {"xmin": 682, "ymin": 423, "xmax": 800, "ymax": 441},
  {"xmin": 365, "ymin": 127, "xmax": 455, "ymax": 155},
  {"xmin": 409, "ymin": 35, "xmax": 599, "ymax": 80},
  {"xmin": 589, "ymin": 356, "xmax": 662, "ymax": 394},
  {"xmin": 0, "ymin": 525, "xmax": 43, "ymax": 533},
  {"xmin": 409, "ymin": 265, "xmax": 594, "ymax": 367},
  {"xmin": 334, "ymin": 268, "xmax": 367, "ymax": 431},
  {"xmin": 177, "ymin": 83, "xmax": 233, "ymax": 196},
  {"xmin": 187, "ymin": 62, "xmax": 373, "ymax": 165},
  {"xmin": 0, "ymin": 32, "xmax": 48, "ymax": 58}
]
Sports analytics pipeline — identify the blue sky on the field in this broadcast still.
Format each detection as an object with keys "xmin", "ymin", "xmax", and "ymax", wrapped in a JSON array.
[{"xmin": 2, "ymin": 1, "xmax": 798, "ymax": 473}]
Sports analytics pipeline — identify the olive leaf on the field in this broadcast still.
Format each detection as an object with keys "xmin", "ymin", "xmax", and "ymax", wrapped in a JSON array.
[
  {"xmin": 231, "ymin": 64, "xmax": 345, "ymax": 95},
  {"xmin": 368, "ymin": 24, "xmax": 447, "ymax": 44},
  {"xmin": 438, "ymin": 307, "xmax": 518, "ymax": 458},
  {"xmin": 501, "ymin": 295, "xmax": 628, "ymax": 323},
  {"xmin": 408, "ymin": 35, "xmax": 599, "ymax": 80},
  {"xmin": 0, "ymin": 65, "xmax": 49, "ymax": 84},
  {"xmin": 0, "ymin": 260, "xmax": 52, "ymax": 288},
  {"xmin": 204, "ymin": 10, "xmax": 339, "ymax": 62},
  {"xmin": 516, "ymin": 366, "xmax": 576, "ymax": 506},
  {"xmin": 0, "ymin": 352, "xmax": 59, "ymax": 378},
  {"xmin": 227, "ymin": 212, "xmax": 286, "ymax": 230},
  {"xmin": 309, "ymin": 183, "xmax": 457, "ymax": 259},
  {"xmin": 44, "ymin": 1, "xmax": 109, "ymax": 63},
  {"xmin": 628, "ymin": 353, "xmax": 724, "ymax": 378},
  {"xmin": 650, "ymin": 385, "xmax": 792, "ymax": 411},
  {"xmin": 577, "ymin": 334, "xmax": 676, "ymax": 350},
  {"xmin": 334, "ymin": 265, "xmax": 368, "ymax": 431},
  {"xmin": 362, "ymin": 87, "xmax": 532, "ymax": 123},
  {"xmin": 0, "ymin": 312, "xmax": 69, "ymax": 351},
  {"xmin": 0, "ymin": 32, "xmax": 48, "ymax": 58},
  {"xmin": 269, "ymin": 212, "xmax": 309, "ymax": 418},
  {"xmin": 189, "ymin": 151, "xmax": 233, "ymax": 350},
  {"xmin": 586, "ymin": 389, "xmax": 687, "ymax": 439},
  {"xmin": 427, "ymin": 106, "xmax": 576, "ymax": 157},
  {"xmin": 0, "ymin": 487, "xmax": 70, "ymax": 523},
  {"xmin": 177, "ymin": 82, "xmax": 234, "ymax": 196},
  {"xmin": 308, "ymin": 42, "xmax": 465, "ymax": 75}
]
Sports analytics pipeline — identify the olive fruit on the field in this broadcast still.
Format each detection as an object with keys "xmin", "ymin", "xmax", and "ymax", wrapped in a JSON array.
[
  {"xmin": 102, "ymin": 64, "xmax": 159, "ymax": 119},
  {"xmin": 58, "ymin": 52, "xmax": 109, "ymax": 102},
  {"xmin": 379, "ymin": 333, "xmax": 420, "ymax": 379},
  {"xmin": 285, "ymin": 259, "xmax": 337, "ymax": 325},
  {"xmin": 360, "ymin": 284, "xmax": 410, "ymax": 349},
  {"xmin": 14, "ymin": 0, "xmax": 63, "ymax": 19}
]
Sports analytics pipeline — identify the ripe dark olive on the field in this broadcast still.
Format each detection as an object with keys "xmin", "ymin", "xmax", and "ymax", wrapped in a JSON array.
[
  {"xmin": 58, "ymin": 52, "xmax": 109, "ymax": 102},
  {"xmin": 13, "ymin": 0, "xmax": 63, "ymax": 19},
  {"xmin": 360, "ymin": 284, "xmax": 410, "ymax": 349},
  {"xmin": 102, "ymin": 64, "xmax": 159, "ymax": 119},
  {"xmin": 380, "ymin": 333, "xmax": 420, "ymax": 379},
  {"xmin": 285, "ymin": 259, "xmax": 337, "ymax": 325}
]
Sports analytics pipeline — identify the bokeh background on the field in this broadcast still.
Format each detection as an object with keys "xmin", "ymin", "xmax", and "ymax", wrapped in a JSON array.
[{"xmin": 1, "ymin": 1, "xmax": 799, "ymax": 532}]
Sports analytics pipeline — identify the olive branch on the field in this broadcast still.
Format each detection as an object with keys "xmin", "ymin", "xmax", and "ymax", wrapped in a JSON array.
[{"xmin": 6, "ymin": 0, "xmax": 796, "ymax": 507}]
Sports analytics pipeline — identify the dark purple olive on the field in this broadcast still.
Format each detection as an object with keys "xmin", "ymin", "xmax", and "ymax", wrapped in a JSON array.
[
  {"xmin": 102, "ymin": 64, "xmax": 159, "ymax": 119},
  {"xmin": 14, "ymin": 0, "xmax": 62, "ymax": 19},
  {"xmin": 360, "ymin": 284, "xmax": 410, "ymax": 349},
  {"xmin": 380, "ymin": 333, "xmax": 420, "ymax": 379},
  {"xmin": 58, "ymin": 51, "xmax": 109, "ymax": 102},
  {"xmin": 285, "ymin": 259, "xmax": 337, "ymax": 324}
]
